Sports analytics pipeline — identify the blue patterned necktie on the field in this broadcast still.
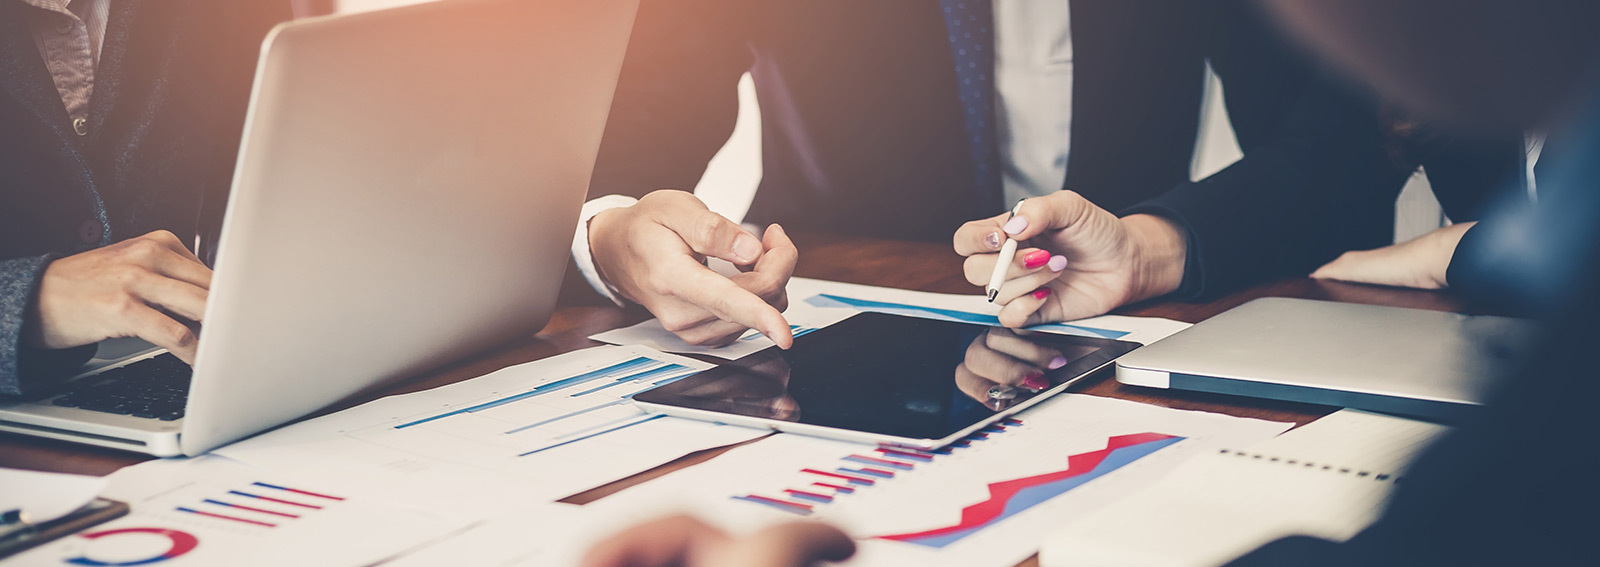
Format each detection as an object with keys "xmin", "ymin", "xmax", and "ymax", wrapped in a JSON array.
[{"xmin": 940, "ymin": 0, "xmax": 1003, "ymax": 214}]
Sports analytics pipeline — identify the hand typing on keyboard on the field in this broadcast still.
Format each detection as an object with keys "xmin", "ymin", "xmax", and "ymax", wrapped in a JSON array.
[
  {"xmin": 24, "ymin": 231, "xmax": 211, "ymax": 364},
  {"xmin": 50, "ymin": 354, "xmax": 191, "ymax": 420}
]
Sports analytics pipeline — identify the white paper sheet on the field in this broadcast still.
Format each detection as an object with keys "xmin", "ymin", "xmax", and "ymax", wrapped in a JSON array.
[
  {"xmin": 375, "ymin": 505, "xmax": 599, "ymax": 567},
  {"xmin": 214, "ymin": 345, "xmax": 767, "ymax": 520},
  {"xmin": 574, "ymin": 394, "xmax": 1291, "ymax": 567},
  {"xmin": 1039, "ymin": 410, "xmax": 1451, "ymax": 567},
  {"xmin": 0, "ymin": 467, "xmax": 107, "ymax": 525},
  {"xmin": 7, "ymin": 456, "xmax": 471, "ymax": 567},
  {"xmin": 591, "ymin": 277, "xmax": 1193, "ymax": 359}
]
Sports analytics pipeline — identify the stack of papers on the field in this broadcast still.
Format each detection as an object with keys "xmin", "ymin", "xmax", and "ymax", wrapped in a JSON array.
[{"xmin": 14, "ymin": 279, "xmax": 1223, "ymax": 566}]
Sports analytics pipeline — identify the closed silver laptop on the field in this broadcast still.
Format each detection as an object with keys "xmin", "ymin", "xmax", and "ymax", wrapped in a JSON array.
[
  {"xmin": 1115, "ymin": 297, "xmax": 1534, "ymax": 420},
  {"xmin": 0, "ymin": 0, "xmax": 639, "ymax": 456}
]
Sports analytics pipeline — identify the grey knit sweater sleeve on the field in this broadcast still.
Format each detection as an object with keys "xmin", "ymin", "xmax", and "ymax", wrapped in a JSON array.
[{"xmin": 0, "ymin": 255, "xmax": 93, "ymax": 396}]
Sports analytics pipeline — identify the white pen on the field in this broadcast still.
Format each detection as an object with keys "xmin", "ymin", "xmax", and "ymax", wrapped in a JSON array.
[{"xmin": 986, "ymin": 200, "xmax": 1027, "ymax": 303}]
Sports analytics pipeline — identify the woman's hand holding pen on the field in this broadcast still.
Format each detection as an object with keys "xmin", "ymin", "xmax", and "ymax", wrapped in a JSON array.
[{"xmin": 953, "ymin": 191, "xmax": 1189, "ymax": 327}]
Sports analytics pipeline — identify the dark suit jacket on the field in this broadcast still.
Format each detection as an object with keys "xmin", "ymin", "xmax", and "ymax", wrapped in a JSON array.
[
  {"xmin": 0, "ymin": 0, "xmax": 289, "ymax": 395},
  {"xmin": 1148, "ymin": 124, "xmax": 1533, "ymax": 300},
  {"xmin": 591, "ymin": 0, "xmax": 1414, "ymax": 295}
]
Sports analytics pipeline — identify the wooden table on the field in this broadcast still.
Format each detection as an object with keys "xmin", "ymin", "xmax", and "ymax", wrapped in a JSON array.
[{"xmin": 0, "ymin": 232, "xmax": 1468, "ymax": 565}]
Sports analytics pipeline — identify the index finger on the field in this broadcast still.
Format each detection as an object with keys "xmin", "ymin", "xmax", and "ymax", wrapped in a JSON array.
[
  {"xmin": 668, "ymin": 256, "xmax": 795, "ymax": 349},
  {"xmin": 1004, "ymin": 191, "xmax": 1097, "ymax": 242}
]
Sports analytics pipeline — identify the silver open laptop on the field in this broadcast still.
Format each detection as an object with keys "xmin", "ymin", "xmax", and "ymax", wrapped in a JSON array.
[{"xmin": 0, "ymin": 0, "xmax": 639, "ymax": 456}]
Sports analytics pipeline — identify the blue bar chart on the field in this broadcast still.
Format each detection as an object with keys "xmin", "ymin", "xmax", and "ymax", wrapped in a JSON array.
[{"xmin": 732, "ymin": 418, "xmax": 1026, "ymax": 516}]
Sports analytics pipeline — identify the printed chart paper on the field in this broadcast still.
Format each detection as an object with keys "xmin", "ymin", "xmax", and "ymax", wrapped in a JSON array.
[
  {"xmin": 8, "ymin": 456, "xmax": 464, "ymax": 567},
  {"xmin": 579, "ymin": 394, "xmax": 1291, "ymax": 567},
  {"xmin": 1040, "ymin": 410, "xmax": 1452, "ymax": 567},
  {"xmin": 215, "ymin": 346, "xmax": 766, "ymax": 519}
]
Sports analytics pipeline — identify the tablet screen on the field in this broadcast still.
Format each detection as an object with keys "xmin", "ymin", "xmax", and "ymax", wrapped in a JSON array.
[{"xmin": 632, "ymin": 312, "xmax": 1139, "ymax": 441}]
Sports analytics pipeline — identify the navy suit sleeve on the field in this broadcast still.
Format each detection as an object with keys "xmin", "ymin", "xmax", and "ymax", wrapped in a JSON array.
[
  {"xmin": 1124, "ymin": 2, "xmax": 1412, "ymax": 300},
  {"xmin": 0, "ymin": 255, "xmax": 94, "ymax": 396},
  {"xmin": 587, "ymin": 0, "xmax": 757, "ymax": 200}
]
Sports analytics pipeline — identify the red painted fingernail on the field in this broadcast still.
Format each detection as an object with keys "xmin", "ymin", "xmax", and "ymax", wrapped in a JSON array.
[
  {"xmin": 1022, "ymin": 373, "xmax": 1049, "ymax": 390},
  {"xmin": 1031, "ymin": 288, "xmax": 1052, "ymax": 300},
  {"xmin": 1023, "ymin": 250, "xmax": 1050, "ymax": 269}
]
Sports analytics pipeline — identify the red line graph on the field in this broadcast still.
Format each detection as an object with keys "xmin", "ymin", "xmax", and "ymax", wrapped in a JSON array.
[{"xmin": 876, "ymin": 433, "xmax": 1181, "ymax": 547}]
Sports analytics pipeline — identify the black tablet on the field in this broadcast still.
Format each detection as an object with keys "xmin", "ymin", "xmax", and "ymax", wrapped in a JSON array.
[{"xmin": 631, "ymin": 312, "xmax": 1140, "ymax": 448}]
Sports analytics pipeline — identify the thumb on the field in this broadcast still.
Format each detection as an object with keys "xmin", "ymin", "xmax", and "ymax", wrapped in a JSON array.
[
  {"xmin": 661, "ymin": 208, "xmax": 765, "ymax": 266},
  {"xmin": 1002, "ymin": 191, "xmax": 1097, "ymax": 242}
]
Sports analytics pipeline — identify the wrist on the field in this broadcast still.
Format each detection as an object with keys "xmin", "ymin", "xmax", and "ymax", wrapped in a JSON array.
[
  {"xmin": 21, "ymin": 259, "xmax": 58, "ymax": 349},
  {"xmin": 572, "ymin": 195, "xmax": 639, "ymax": 307},
  {"xmin": 1421, "ymin": 221, "xmax": 1475, "ymax": 288},
  {"xmin": 1121, "ymin": 214, "xmax": 1188, "ymax": 303},
  {"xmin": 586, "ymin": 208, "xmax": 623, "ymax": 290}
]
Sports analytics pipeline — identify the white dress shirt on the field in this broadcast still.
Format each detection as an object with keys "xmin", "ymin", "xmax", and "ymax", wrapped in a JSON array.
[
  {"xmin": 993, "ymin": 0, "xmax": 1074, "ymax": 205},
  {"xmin": 574, "ymin": 1, "xmax": 1074, "ymax": 299}
]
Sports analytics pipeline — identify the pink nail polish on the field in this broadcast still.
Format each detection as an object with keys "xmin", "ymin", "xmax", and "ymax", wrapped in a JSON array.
[
  {"xmin": 1031, "ymin": 288, "xmax": 1052, "ymax": 300},
  {"xmin": 1023, "ymin": 250, "xmax": 1050, "ymax": 269},
  {"xmin": 1022, "ymin": 373, "xmax": 1049, "ymax": 390},
  {"xmin": 1003, "ymin": 216, "xmax": 1028, "ymax": 236},
  {"xmin": 1048, "ymin": 255, "xmax": 1068, "ymax": 272},
  {"xmin": 985, "ymin": 231, "xmax": 1002, "ymax": 250},
  {"xmin": 1048, "ymin": 356, "xmax": 1068, "ymax": 369}
]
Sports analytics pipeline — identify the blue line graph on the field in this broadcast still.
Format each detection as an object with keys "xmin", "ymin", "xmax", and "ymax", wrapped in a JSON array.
[
  {"xmin": 803, "ymin": 294, "xmax": 1129, "ymax": 339},
  {"xmin": 378, "ymin": 357, "xmax": 696, "ymax": 436},
  {"xmin": 394, "ymin": 357, "xmax": 661, "ymax": 429},
  {"xmin": 518, "ymin": 414, "xmax": 666, "ymax": 456},
  {"xmin": 567, "ymin": 364, "xmax": 694, "ymax": 397},
  {"xmin": 503, "ymin": 399, "xmax": 628, "ymax": 434}
]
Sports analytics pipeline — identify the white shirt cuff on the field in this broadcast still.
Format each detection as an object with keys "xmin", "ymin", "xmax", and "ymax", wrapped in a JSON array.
[{"xmin": 571, "ymin": 194, "xmax": 638, "ymax": 307}]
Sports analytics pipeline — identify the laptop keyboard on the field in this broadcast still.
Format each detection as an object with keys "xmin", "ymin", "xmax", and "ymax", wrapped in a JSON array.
[{"xmin": 50, "ymin": 354, "xmax": 190, "ymax": 421}]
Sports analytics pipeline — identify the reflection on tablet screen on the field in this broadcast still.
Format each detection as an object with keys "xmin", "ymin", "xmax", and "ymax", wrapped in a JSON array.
[{"xmin": 633, "ymin": 313, "xmax": 1134, "ymax": 441}]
